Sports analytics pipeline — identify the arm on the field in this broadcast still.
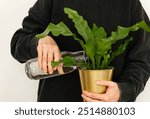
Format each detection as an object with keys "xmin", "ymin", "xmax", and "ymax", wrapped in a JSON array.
[
  {"xmin": 118, "ymin": 0, "xmax": 150, "ymax": 101},
  {"xmin": 11, "ymin": 0, "xmax": 53, "ymax": 63},
  {"xmin": 82, "ymin": 0, "xmax": 150, "ymax": 102}
]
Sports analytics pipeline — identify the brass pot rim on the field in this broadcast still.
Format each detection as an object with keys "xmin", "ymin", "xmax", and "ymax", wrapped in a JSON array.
[{"xmin": 78, "ymin": 67, "xmax": 114, "ymax": 71}]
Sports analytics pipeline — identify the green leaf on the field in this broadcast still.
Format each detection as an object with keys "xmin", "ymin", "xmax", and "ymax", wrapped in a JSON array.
[
  {"xmin": 108, "ymin": 20, "xmax": 150, "ymax": 44},
  {"xmin": 111, "ymin": 26, "xmax": 129, "ymax": 42},
  {"xmin": 96, "ymin": 38, "xmax": 111, "ymax": 56},
  {"xmin": 92, "ymin": 24, "xmax": 107, "ymax": 39},
  {"xmin": 130, "ymin": 20, "xmax": 150, "ymax": 32},
  {"xmin": 100, "ymin": 53, "xmax": 110, "ymax": 69},
  {"xmin": 64, "ymin": 7, "xmax": 94, "ymax": 42},
  {"xmin": 51, "ymin": 60, "xmax": 62, "ymax": 68},
  {"xmin": 84, "ymin": 38, "xmax": 96, "ymax": 69},
  {"xmin": 51, "ymin": 56, "xmax": 76, "ymax": 67},
  {"xmin": 36, "ymin": 22, "xmax": 73, "ymax": 39},
  {"xmin": 62, "ymin": 56, "xmax": 77, "ymax": 67},
  {"xmin": 108, "ymin": 37, "xmax": 133, "ymax": 65},
  {"xmin": 49, "ymin": 22, "xmax": 73, "ymax": 36},
  {"xmin": 36, "ymin": 22, "xmax": 52, "ymax": 39}
]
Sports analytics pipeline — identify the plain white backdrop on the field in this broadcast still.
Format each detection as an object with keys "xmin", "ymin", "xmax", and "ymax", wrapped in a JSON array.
[{"xmin": 0, "ymin": 0, "xmax": 150, "ymax": 102}]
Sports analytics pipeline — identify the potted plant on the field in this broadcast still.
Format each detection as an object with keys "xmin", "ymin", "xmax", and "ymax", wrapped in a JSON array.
[{"xmin": 36, "ymin": 8, "xmax": 150, "ymax": 94}]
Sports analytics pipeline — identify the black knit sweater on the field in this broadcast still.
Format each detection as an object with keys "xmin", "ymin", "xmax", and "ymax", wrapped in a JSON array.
[{"xmin": 11, "ymin": 0, "xmax": 150, "ymax": 102}]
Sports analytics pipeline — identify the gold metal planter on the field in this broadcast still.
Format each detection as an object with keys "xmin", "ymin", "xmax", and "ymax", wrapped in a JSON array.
[{"xmin": 79, "ymin": 68, "xmax": 113, "ymax": 94}]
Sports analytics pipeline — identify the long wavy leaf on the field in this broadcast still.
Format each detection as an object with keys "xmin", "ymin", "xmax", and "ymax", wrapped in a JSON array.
[
  {"xmin": 64, "ymin": 7, "xmax": 94, "ymax": 42},
  {"xmin": 108, "ymin": 20, "xmax": 150, "ymax": 44},
  {"xmin": 36, "ymin": 22, "xmax": 73, "ymax": 39}
]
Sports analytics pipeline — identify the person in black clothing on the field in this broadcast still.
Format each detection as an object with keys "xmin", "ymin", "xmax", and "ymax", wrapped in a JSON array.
[{"xmin": 11, "ymin": 0, "xmax": 150, "ymax": 102}]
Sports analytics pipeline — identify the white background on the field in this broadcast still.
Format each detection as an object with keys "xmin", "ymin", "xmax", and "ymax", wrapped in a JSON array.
[{"xmin": 0, "ymin": 0, "xmax": 150, "ymax": 102}]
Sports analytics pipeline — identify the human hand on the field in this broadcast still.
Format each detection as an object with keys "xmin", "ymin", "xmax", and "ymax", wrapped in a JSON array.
[
  {"xmin": 81, "ymin": 80, "xmax": 120, "ymax": 102},
  {"xmin": 37, "ymin": 36, "xmax": 63, "ymax": 74}
]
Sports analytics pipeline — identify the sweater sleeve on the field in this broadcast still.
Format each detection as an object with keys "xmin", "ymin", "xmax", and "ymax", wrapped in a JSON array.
[
  {"xmin": 11, "ymin": 0, "xmax": 53, "ymax": 63},
  {"xmin": 118, "ymin": 0, "xmax": 150, "ymax": 101}
]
